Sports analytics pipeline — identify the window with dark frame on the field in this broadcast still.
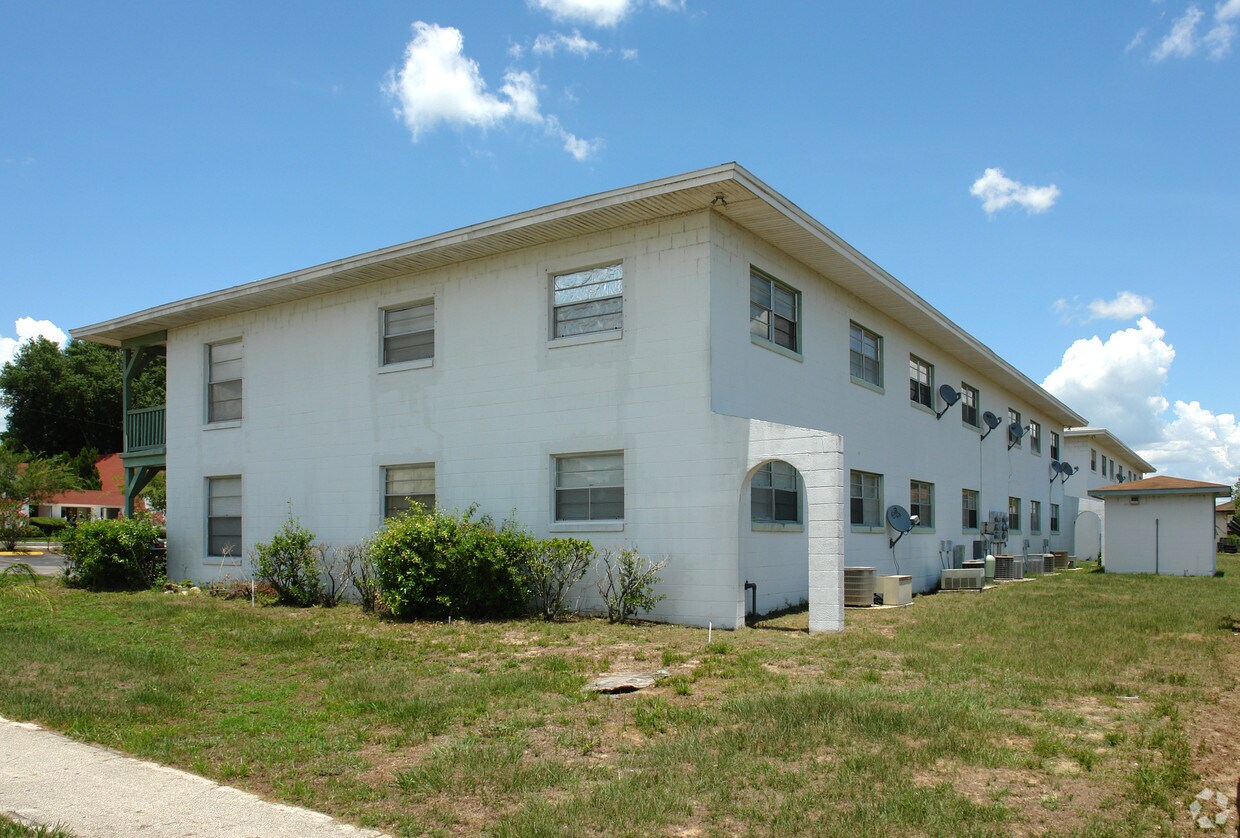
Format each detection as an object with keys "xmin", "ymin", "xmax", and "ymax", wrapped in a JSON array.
[
  {"xmin": 961, "ymin": 383, "xmax": 979, "ymax": 428},
  {"xmin": 552, "ymin": 263, "xmax": 623, "ymax": 338},
  {"xmin": 1050, "ymin": 503, "xmax": 1060, "ymax": 533},
  {"xmin": 1050, "ymin": 431, "xmax": 1060, "ymax": 460},
  {"xmin": 962, "ymin": 488, "xmax": 979, "ymax": 530},
  {"xmin": 1030, "ymin": 499, "xmax": 1042, "ymax": 533},
  {"xmin": 749, "ymin": 268, "xmax": 799, "ymax": 352},
  {"xmin": 909, "ymin": 480, "xmax": 934, "ymax": 527},
  {"xmin": 849, "ymin": 322, "xmax": 883, "ymax": 386},
  {"xmin": 1008, "ymin": 408, "xmax": 1022, "ymax": 447},
  {"xmin": 850, "ymin": 470, "xmax": 882, "ymax": 527},
  {"xmin": 1008, "ymin": 496, "xmax": 1021, "ymax": 531},
  {"xmin": 909, "ymin": 356, "xmax": 933, "ymax": 409},
  {"xmin": 1029, "ymin": 421, "xmax": 1041, "ymax": 454}
]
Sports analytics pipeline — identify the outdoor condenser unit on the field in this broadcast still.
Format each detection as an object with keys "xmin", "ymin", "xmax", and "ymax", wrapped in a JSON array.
[
  {"xmin": 844, "ymin": 566, "xmax": 877, "ymax": 607},
  {"xmin": 940, "ymin": 568, "xmax": 985, "ymax": 591}
]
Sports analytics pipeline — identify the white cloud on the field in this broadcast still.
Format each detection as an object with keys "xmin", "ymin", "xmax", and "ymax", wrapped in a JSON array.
[
  {"xmin": 383, "ymin": 21, "xmax": 598, "ymax": 160},
  {"xmin": 621, "ymin": 47, "xmax": 639, "ymax": 60},
  {"xmin": 1125, "ymin": 27, "xmax": 1148, "ymax": 53},
  {"xmin": 527, "ymin": 0, "xmax": 683, "ymax": 27},
  {"xmin": 1086, "ymin": 291, "xmax": 1154, "ymax": 321},
  {"xmin": 0, "ymin": 317, "xmax": 67, "ymax": 368},
  {"xmin": 969, "ymin": 167, "xmax": 1060, "ymax": 215},
  {"xmin": 1042, "ymin": 316, "xmax": 1239, "ymax": 483},
  {"xmin": 1150, "ymin": 1, "xmax": 1239, "ymax": 60},
  {"xmin": 532, "ymin": 30, "xmax": 602, "ymax": 57}
]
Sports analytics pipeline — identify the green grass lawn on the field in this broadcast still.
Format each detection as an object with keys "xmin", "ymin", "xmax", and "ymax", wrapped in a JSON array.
[{"xmin": 2, "ymin": 560, "xmax": 1237, "ymax": 837}]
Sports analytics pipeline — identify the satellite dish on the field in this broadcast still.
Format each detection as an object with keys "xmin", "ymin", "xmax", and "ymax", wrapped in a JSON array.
[
  {"xmin": 980, "ymin": 410, "xmax": 1002, "ymax": 440},
  {"xmin": 1049, "ymin": 461, "xmax": 1062, "ymax": 483},
  {"xmin": 935, "ymin": 384, "xmax": 961, "ymax": 420},
  {"xmin": 1059, "ymin": 462, "xmax": 1076, "ymax": 483},
  {"xmin": 1007, "ymin": 422, "xmax": 1026, "ymax": 449},
  {"xmin": 886, "ymin": 505, "xmax": 913, "ymax": 533}
]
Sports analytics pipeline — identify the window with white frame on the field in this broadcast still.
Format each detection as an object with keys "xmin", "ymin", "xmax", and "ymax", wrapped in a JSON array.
[
  {"xmin": 1008, "ymin": 408, "xmax": 1022, "ymax": 447},
  {"xmin": 384, "ymin": 464, "xmax": 435, "ymax": 518},
  {"xmin": 749, "ymin": 268, "xmax": 799, "ymax": 352},
  {"xmin": 552, "ymin": 263, "xmax": 623, "ymax": 338},
  {"xmin": 909, "ymin": 480, "xmax": 934, "ymax": 528},
  {"xmin": 1050, "ymin": 431, "xmax": 1060, "ymax": 460},
  {"xmin": 207, "ymin": 339, "xmax": 242, "ymax": 422},
  {"xmin": 961, "ymin": 383, "xmax": 979, "ymax": 428},
  {"xmin": 1030, "ymin": 499, "xmax": 1042, "ymax": 533},
  {"xmin": 850, "ymin": 470, "xmax": 882, "ymax": 527},
  {"xmin": 962, "ymin": 488, "xmax": 979, "ymax": 530},
  {"xmin": 849, "ymin": 322, "xmax": 882, "ymax": 387},
  {"xmin": 383, "ymin": 301, "xmax": 434, "ymax": 365},
  {"xmin": 1050, "ymin": 503, "xmax": 1060, "ymax": 533},
  {"xmin": 207, "ymin": 476, "xmax": 242, "ymax": 558},
  {"xmin": 909, "ymin": 356, "xmax": 933, "ymax": 409},
  {"xmin": 751, "ymin": 461, "xmax": 800, "ymax": 524},
  {"xmin": 1008, "ymin": 496, "xmax": 1021, "ymax": 531},
  {"xmin": 1029, "ymin": 421, "xmax": 1042, "ymax": 454},
  {"xmin": 555, "ymin": 452, "xmax": 624, "ymax": 521}
]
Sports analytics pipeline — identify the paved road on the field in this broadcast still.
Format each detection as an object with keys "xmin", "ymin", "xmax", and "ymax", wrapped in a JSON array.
[
  {"xmin": 0, "ymin": 550, "xmax": 65, "ymax": 576},
  {"xmin": 0, "ymin": 716, "xmax": 388, "ymax": 837}
]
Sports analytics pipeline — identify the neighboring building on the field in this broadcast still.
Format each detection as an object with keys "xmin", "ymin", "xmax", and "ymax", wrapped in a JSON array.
[
  {"xmin": 1088, "ymin": 476, "xmax": 1230, "ymax": 576},
  {"xmin": 1061, "ymin": 428, "xmax": 1155, "ymax": 563},
  {"xmin": 27, "ymin": 453, "xmax": 125, "ymax": 521},
  {"xmin": 1216, "ymin": 499, "xmax": 1236, "ymax": 541},
  {"xmin": 72, "ymin": 163, "xmax": 1087, "ymax": 631}
]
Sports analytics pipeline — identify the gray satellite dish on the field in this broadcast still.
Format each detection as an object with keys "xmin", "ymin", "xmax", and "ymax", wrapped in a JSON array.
[
  {"xmin": 1007, "ymin": 422, "xmax": 1026, "ymax": 449},
  {"xmin": 1049, "ymin": 461, "xmax": 1062, "ymax": 482},
  {"xmin": 980, "ymin": 410, "xmax": 1002, "ymax": 440},
  {"xmin": 887, "ymin": 504, "xmax": 913, "ymax": 549},
  {"xmin": 1059, "ymin": 462, "xmax": 1076, "ymax": 483},
  {"xmin": 935, "ymin": 384, "xmax": 961, "ymax": 420}
]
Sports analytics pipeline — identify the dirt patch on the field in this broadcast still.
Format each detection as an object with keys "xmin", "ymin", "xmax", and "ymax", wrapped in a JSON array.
[{"xmin": 1186, "ymin": 646, "xmax": 1240, "ymax": 816}]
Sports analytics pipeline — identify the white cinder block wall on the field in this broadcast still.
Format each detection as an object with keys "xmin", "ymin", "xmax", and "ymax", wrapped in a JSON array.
[
  {"xmin": 708, "ymin": 213, "xmax": 1073, "ymax": 593},
  {"xmin": 1101, "ymin": 494, "xmax": 1217, "ymax": 576}
]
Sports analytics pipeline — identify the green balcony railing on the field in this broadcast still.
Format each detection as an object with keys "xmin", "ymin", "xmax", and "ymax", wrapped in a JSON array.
[{"xmin": 125, "ymin": 405, "xmax": 165, "ymax": 452}]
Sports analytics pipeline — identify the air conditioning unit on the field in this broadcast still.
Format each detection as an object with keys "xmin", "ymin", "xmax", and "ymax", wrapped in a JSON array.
[
  {"xmin": 994, "ymin": 555, "xmax": 1025, "ymax": 581},
  {"xmin": 940, "ymin": 568, "xmax": 985, "ymax": 591},
  {"xmin": 1025, "ymin": 555, "xmax": 1044, "ymax": 576},
  {"xmin": 876, "ymin": 574, "xmax": 912, "ymax": 606},
  {"xmin": 844, "ymin": 566, "xmax": 877, "ymax": 607},
  {"xmin": 953, "ymin": 544, "xmax": 966, "ymax": 567}
]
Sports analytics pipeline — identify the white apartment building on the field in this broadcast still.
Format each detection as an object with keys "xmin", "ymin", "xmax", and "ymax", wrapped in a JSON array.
[
  {"xmin": 74, "ymin": 163, "xmax": 1088, "ymax": 631},
  {"xmin": 1061, "ymin": 428, "xmax": 1155, "ymax": 562}
]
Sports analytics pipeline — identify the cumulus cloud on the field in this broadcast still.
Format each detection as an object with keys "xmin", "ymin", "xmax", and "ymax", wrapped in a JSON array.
[
  {"xmin": 0, "ymin": 317, "xmax": 67, "ymax": 368},
  {"xmin": 970, "ymin": 168, "xmax": 1060, "ymax": 215},
  {"xmin": 1087, "ymin": 291, "xmax": 1154, "ymax": 321},
  {"xmin": 528, "ymin": 0, "xmax": 683, "ymax": 27},
  {"xmin": 1042, "ymin": 316, "xmax": 1239, "ymax": 483},
  {"xmin": 1150, "ymin": 1, "xmax": 1240, "ymax": 61},
  {"xmin": 532, "ymin": 30, "xmax": 602, "ymax": 57},
  {"xmin": 383, "ymin": 21, "xmax": 598, "ymax": 160}
]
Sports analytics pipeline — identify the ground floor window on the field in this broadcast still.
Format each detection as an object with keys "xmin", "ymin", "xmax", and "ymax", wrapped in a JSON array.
[
  {"xmin": 752, "ymin": 461, "xmax": 800, "ymax": 524},
  {"xmin": 909, "ymin": 480, "xmax": 934, "ymax": 527},
  {"xmin": 1050, "ymin": 503, "xmax": 1060, "ymax": 534},
  {"xmin": 384, "ymin": 464, "xmax": 436, "ymax": 518},
  {"xmin": 1030, "ymin": 499, "xmax": 1042, "ymax": 534},
  {"xmin": 207, "ymin": 476, "xmax": 242, "ymax": 558},
  {"xmin": 962, "ymin": 489, "xmax": 979, "ymax": 530},
  {"xmin": 1008, "ymin": 496, "xmax": 1021, "ymax": 532},
  {"xmin": 555, "ymin": 452, "xmax": 624, "ymax": 521},
  {"xmin": 850, "ymin": 470, "xmax": 882, "ymax": 527}
]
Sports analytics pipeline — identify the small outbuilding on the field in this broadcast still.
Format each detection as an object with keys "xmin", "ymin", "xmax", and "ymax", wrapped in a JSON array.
[{"xmin": 1088, "ymin": 476, "xmax": 1230, "ymax": 576}]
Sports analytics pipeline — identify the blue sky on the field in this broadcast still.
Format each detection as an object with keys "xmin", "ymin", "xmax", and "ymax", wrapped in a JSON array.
[{"xmin": 2, "ymin": 1, "xmax": 1237, "ymax": 482}]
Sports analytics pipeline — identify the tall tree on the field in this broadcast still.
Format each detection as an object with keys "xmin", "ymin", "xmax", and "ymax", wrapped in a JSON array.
[
  {"xmin": 0, "ymin": 445, "xmax": 78, "ymax": 507},
  {"xmin": 0, "ymin": 338, "xmax": 164, "ymax": 456}
]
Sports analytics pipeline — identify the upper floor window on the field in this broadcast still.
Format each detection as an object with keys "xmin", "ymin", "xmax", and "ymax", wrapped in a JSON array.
[
  {"xmin": 749, "ymin": 268, "xmax": 799, "ymax": 353},
  {"xmin": 1029, "ymin": 421, "xmax": 1042, "ymax": 454},
  {"xmin": 1091, "ymin": 448, "xmax": 1097, "ymax": 471},
  {"xmin": 909, "ymin": 480, "xmax": 934, "ymax": 528},
  {"xmin": 849, "ymin": 322, "xmax": 883, "ymax": 387},
  {"xmin": 1101, "ymin": 454, "xmax": 1108, "ymax": 476},
  {"xmin": 1008, "ymin": 408, "xmax": 1022, "ymax": 447},
  {"xmin": 552, "ymin": 263, "xmax": 623, "ymax": 338},
  {"xmin": 207, "ymin": 339, "xmax": 242, "ymax": 422},
  {"xmin": 384, "ymin": 464, "xmax": 435, "ymax": 518},
  {"xmin": 1050, "ymin": 431, "xmax": 1060, "ymax": 460},
  {"xmin": 850, "ymin": 470, "xmax": 883, "ymax": 527},
  {"xmin": 961, "ymin": 383, "xmax": 979, "ymax": 428},
  {"xmin": 909, "ymin": 356, "xmax": 933, "ymax": 410},
  {"xmin": 751, "ymin": 461, "xmax": 800, "ymax": 524},
  {"xmin": 383, "ymin": 301, "xmax": 434, "ymax": 365},
  {"xmin": 555, "ymin": 452, "xmax": 624, "ymax": 522}
]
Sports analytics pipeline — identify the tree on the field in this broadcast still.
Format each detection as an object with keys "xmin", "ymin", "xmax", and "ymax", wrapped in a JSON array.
[
  {"xmin": 0, "ymin": 445, "xmax": 79, "ymax": 508},
  {"xmin": 141, "ymin": 472, "xmax": 166, "ymax": 514},
  {"xmin": 0, "ymin": 337, "xmax": 164, "ymax": 456}
]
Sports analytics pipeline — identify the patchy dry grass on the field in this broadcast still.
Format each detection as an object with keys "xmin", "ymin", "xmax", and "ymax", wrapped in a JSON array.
[{"xmin": 2, "ymin": 559, "xmax": 1238, "ymax": 836}]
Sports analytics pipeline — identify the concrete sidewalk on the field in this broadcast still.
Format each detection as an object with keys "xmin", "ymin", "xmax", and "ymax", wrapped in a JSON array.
[{"xmin": 0, "ymin": 716, "xmax": 387, "ymax": 837}]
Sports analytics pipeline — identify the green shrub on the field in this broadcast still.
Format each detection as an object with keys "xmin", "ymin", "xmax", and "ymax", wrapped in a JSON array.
[
  {"xmin": 0, "ymin": 498, "xmax": 27, "ymax": 550},
  {"xmin": 596, "ymin": 548, "xmax": 667, "ymax": 623},
  {"xmin": 527, "ymin": 537, "xmax": 594, "ymax": 620},
  {"xmin": 371, "ymin": 504, "xmax": 536, "ymax": 620},
  {"xmin": 61, "ymin": 517, "xmax": 164, "ymax": 591},
  {"xmin": 251, "ymin": 515, "xmax": 321, "ymax": 607},
  {"xmin": 29, "ymin": 516, "xmax": 69, "ymax": 537}
]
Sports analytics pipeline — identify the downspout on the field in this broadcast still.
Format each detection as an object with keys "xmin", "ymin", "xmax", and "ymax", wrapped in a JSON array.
[
  {"xmin": 1155, "ymin": 518, "xmax": 1160, "ymax": 575},
  {"xmin": 744, "ymin": 581, "xmax": 757, "ymax": 620}
]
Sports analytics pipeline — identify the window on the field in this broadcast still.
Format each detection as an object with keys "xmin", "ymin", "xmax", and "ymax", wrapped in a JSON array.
[
  {"xmin": 849, "ymin": 322, "xmax": 882, "ymax": 387},
  {"xmin": 962, "ymin": 488, "xmax": 979, "ymax": 530},
  {"xmin": 1050, "ymin": 431, "xmax": 1060, "ymax": 460},
  {"xmin": 1029, "ymin": 421, "xmax": 1041, "ymax": 454},
  {"xmin": 552, "ymin": 263, "xmax": 623, "ymax": 338},
  {"xmin": 384, "ymin": 464, "xmax": 435, "ymax": 518},
  {"xmin": 1091, "ymin": 448, "xmax": 1097, "ymax": 471},
  {"xmin": 1050, "ymin": 503, "xmax": 1060, "ymax": 534},
  {"xmin": 383, "ymin": 301, "xmax": 434, "ymax": 365},
  {"xmin": 555, "ymin": 452, "xmax": 624, "ymax": 521},
  {"xmin": 207, "ymin": 476, "xmax": 242, "ymax": 558},
  {"xmin": 1111, "ymin": 460, "xmax": 1116, "ymax": 480},
  {"xmin": 961, "ymin": 383, "xmax": 979, "ymax": 428},
  {"xmin": 1008, "ymin": 496, "xmax": 1021, "ymax": 532},
  {"xmin": 909, "ymin": 480, "xmax": 934, "ymax": 528},
  {"xmin": 752, "ymin": 461, "xmax": 799, "ymax": 524},
  {"xmin": 207, "ymin": 339, "xmax": 242, "ymax": 422},
  {"xmin": 909, "ymin": 356, "xmax": 933, "ymax": 409},
  {"xmin": 1101, "ymin": 455, "xmax": 1109, "ymax": 478},
  {"xmin": 750, "ymin": 268, "xmax": 799, "ymax": 352},
  {"xmin": 1030, "ymin": 500, "xmax": 1042, "ymax": 534},
  {"xmin": 1008, "ymin": 408, "xmax": 1022, "ymax": 447},
  {"xmin": 850, "ymin": 470, "xmax": 883, "ymax": 527},
  {"xmin": 1118, "ymin": 466, "xmax": 1125, "ymax": 483}
]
